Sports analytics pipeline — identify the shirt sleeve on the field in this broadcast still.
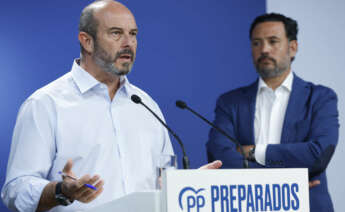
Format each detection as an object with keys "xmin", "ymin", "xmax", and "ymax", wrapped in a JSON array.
[
  {"xmin": 255, "ymin": 144, "xmax": 268, "ymax": 166},
  {"xmin": 1, "ymin": 96, "xmax": 56, "ymax": 211}
]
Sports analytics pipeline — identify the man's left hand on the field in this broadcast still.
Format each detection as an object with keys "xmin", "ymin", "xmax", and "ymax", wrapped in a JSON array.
[
  {"xmin": 198, "ymin": 160, "xmax": 223, "ymax": 169},
  {"xmin": 237, "ymin": 145, "xmax": 255, "ymax": 158}
]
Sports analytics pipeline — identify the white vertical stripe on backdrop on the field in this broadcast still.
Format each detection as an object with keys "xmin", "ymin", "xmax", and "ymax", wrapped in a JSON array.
[{"xmin": 266, "ymin": 0, "xmax": 345, "ymax": 211}]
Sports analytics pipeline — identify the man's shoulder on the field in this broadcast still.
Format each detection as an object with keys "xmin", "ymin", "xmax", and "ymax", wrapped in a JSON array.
[
  {"xmin": 294, "ymin": 75, "xmax": 337, "ymax": 99},
  {"xmin": 218, "ymin": 81, "xmax": 257, "ymax": 103},
  {"xmin": 15, "ymin": 73, "xmax": 72, "ymax": 118},
  {"xmin": 27, "ymin": 72, "xmax": 73, "ymax": 103}
]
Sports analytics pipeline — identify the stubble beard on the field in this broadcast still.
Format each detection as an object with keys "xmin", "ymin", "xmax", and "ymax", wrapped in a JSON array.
[
  {"xmin": 93, "ymin": 42, "xmax": 135, "ymax": 77},
  {"xmin": 255, "ymin": 53, "xmax": 290, "ymax": 79}
]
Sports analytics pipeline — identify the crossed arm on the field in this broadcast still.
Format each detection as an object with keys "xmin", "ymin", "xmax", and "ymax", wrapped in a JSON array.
[{"xmin": 207, "ymin": 87, "xmax": 338, "ymax": 183}]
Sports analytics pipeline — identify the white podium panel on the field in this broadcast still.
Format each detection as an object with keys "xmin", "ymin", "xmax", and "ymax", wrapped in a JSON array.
[
  {"xmin": 83, "ymin": 191, "xmax": 163, "ymax": 212},
  {"xmin": 162, "ymin": 169, "xmax": 309, "ymax": 212}
]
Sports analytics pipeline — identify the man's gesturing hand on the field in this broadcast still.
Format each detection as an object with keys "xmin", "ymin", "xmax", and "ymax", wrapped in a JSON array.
[{"xmin": 60, "ymin": 159, "xmax": 104, "ymax": 203}]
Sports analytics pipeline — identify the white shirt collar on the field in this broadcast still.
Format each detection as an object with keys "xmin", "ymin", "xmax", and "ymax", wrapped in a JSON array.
[
  {"xmin": 258, "ymin": 71, "xmax": 294, "ymax": 93},
  {"xmin": 71, "ymin": 59, "xmax": 131, "ymax": 96}
]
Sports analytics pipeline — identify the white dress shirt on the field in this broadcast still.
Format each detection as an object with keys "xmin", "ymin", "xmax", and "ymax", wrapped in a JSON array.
[
  {"xmin": 1, "ymin": 60, "xmax": 174, "ymax": 212},
  {"xmin": 254, "ymin": 71, "xmax": 293, "ymax": 165}
]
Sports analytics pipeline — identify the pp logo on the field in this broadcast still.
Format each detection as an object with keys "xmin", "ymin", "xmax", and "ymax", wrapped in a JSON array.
[{"xmin": 178, "ymin": 187, "xmax": 206, "ymax": 212}]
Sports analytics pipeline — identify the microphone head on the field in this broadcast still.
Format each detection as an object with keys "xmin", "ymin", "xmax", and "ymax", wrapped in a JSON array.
[
  {"xmin": 176, "ymin": 100, "xmax": 187, "ymax": 109},
  {"xmin": 131, "ymin": 94, "xmax": 142, "ymax": 104}
]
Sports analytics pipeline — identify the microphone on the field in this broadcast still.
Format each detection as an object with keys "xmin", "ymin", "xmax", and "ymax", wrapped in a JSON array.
[
  {"xmin": 131, "ymin": 95, "xmax": 190, "ymax": 169},
  {"xmin": 176, "ymin": 100, "xmax": 249, "ymax": 168}
]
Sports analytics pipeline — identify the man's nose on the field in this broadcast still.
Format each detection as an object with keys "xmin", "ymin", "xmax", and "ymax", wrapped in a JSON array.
[
  {"xmin": 260, "ymin": 42, "xmax": 271, "ymax": 54},
  {"xmin": 121, "ymin": 34, "xmax": 135, "ymax": 48}
]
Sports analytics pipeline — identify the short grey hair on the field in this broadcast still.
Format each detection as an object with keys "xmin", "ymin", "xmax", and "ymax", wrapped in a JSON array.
[{"xmin": 78, "ymin": 3, "xmax": 99, "ymax": 55}]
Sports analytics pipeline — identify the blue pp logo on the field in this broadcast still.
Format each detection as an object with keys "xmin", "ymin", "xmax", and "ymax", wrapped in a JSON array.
[{"xmin": 178, "ymin": 187, "xmax": 206, "ymax": 212}]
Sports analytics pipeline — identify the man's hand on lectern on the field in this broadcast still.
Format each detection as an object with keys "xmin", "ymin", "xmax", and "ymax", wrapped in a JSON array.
[
  {"xmin": 198, "ymin": 160, "xmax": 223, "ymax": 169},
  {"xmin": 309, "ymin": 180, "xmax": 320, "ymax": 188}
]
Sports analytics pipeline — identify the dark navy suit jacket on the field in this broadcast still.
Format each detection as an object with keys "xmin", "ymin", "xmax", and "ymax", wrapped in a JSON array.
[{"xmin": 207, "ymin": 74, "xmax": 339, "ymax": 211}]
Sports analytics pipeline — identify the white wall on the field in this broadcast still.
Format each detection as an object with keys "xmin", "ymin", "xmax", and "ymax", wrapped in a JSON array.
[{"xmin": 267, "ymin": 0, "xmax": 345, "ymax": 211}]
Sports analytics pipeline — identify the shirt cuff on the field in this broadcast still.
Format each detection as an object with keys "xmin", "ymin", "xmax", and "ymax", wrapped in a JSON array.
[
  {"xmin": 2, "ymin": 176, "xmax": 50, "ymax": 212},
  {"xmin": 255, "ymin": 144, "xmax": 268, "ymax": 166}
]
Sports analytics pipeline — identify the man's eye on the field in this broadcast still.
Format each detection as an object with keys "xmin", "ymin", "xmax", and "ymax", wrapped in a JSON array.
[
  {"xmin": 130, "ymin": 31, "xmax": 137, "ymax": 36},
  {"xmin": 112, "ymin": 31, "xmax": 121, "ymax": 35},
  {"xmin": 252, "ymin": 41, "xmax": 260, "ymax": 47},
  {"xmin": 270, "ymin": 40, "xmax": 278, "ymax": 44}
]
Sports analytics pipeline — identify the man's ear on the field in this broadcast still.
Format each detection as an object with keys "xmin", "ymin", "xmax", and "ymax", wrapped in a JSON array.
[
  {"xmin": 289, "ymin": 40, "xmax": 298, "ymax": 59},
  {"xmin": 78, "ymin": 32, "xmax": 94, "ymax": 54}
]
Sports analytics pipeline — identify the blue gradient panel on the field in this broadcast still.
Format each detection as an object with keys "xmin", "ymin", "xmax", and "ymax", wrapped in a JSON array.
[{"xmin": 0, "ymin": 0, "xmax": 265, "ymax": 210}]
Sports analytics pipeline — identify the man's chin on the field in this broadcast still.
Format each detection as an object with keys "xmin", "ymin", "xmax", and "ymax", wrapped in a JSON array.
[
  {"xmin": 105, "ymin": 63, "xmax": 133, "ymax": 76},
  {"xmin": 114, "ymin": 67, "xmax": 132, "ymax": 76},
  {"xmin": 257, "ymin": 68, "xmax": 286, "ymax": 79},
  {"xmin": 119, "ymin": 63, "xmax": 133, "ymax": 75},
  {"xmin": 116, "ymin": 70, "xmax": 131, "ymax": 76},
  {"xmin": 102, "ymin": 66, "xmax": 130, "ymax": 77}
]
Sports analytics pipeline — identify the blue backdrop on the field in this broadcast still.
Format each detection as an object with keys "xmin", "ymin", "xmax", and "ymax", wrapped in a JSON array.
[{"xmin": 0, "ymin": 0, "xmax": 264, "ymax": 210}]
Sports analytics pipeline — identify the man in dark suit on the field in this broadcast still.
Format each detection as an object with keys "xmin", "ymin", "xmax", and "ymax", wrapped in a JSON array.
[{"xmin": 206, "ymin": 13, "xmax": 338, "ymax": 211}]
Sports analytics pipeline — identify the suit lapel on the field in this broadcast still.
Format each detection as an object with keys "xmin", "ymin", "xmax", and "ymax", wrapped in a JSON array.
[
  {"xmin": 280, "ymin": 74, "xmax": 309, "ymax": 143},
  {"xmin": 242, "ymin": 80, "xmax": 258, "ymax": 145}
]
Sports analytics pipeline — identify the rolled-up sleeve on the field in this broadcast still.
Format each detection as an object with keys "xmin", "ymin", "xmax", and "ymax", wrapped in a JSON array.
[{"xmin": 1, "ymin": 94, "xmax": 56, "ymax": 211}]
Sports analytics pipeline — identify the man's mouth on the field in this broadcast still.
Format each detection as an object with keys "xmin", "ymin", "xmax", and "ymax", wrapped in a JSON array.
[
  {"xmin": 116, "ymin": 48, "xmax": 134, "ymax": 62},
  {"xmin": 258, "ymin": 57, "xmax": 275, "ymax": 65},
  {"xmin": 120, "ymin": 54, "xmax": 132, "ymax": 59},
  {"xmin": 119, "ymin": 54, "xmax": 132, "ymax": 60}
]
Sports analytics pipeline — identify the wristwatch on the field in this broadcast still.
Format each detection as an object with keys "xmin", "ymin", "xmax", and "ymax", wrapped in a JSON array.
[
  {"xmin": 55, "ymin": 182, "xmax": 73, "ymax": 206},
  {"xmin": 247, "ymin": 146, "xmax": 256, "ymax": 162}
]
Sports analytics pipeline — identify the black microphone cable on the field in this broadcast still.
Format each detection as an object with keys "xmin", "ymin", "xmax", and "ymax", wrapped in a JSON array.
[
  {"xmin": 176, "ymin": 100, "xmax": 249, "ymax": 168},
  {"xmin": 131, "ymin": 95, "xmax": 190, "ymax": 169}
]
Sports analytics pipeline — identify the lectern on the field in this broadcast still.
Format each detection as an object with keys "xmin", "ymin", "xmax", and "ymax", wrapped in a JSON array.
[{"xmin": 84, "ymin": 168, "xmax": 310, "ymax": 212}]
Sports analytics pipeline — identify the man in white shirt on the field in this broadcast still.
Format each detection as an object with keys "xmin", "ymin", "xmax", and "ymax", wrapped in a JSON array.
[
  {"xmin": 207, "ymin": 13, "xmax": 338, "ymax": 211},
  {"xmin": 1, "ymin": 1, "xmax": 221, "ymax": 211}
]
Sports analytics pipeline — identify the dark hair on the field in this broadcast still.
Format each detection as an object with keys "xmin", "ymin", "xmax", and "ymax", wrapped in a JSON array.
[
  {"xmin": 249, "ymin": 13, "xmax": 298, "ymax": 41},
  {"xmin": 78, "ymin": 5, "xmax": 99, "ymax": 55}
]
